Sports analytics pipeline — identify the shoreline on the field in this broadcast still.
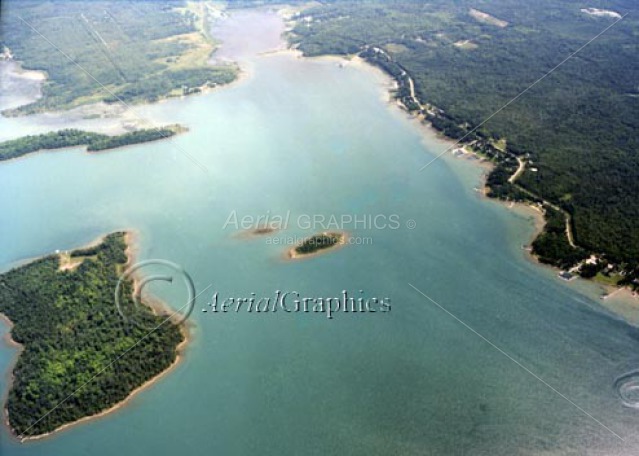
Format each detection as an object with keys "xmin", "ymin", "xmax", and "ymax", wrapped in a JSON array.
[
  {"xmin": 0, "ymin": 2, "xmax": 238, "ymax": 120},
  {"xmin": 234, "ymin": 226, "xmax": 281, "ymax": 240},
  {"xmin": 0, "ymin": 60, "xmax": 46, "ymax": 111},
  {"xmin": 285, "ymin": 231, "xmax": 350, "ymax": 261},
  {"xmin": 0, "ymin": 61, "xmax": 47, "ymax": 82},
  {"xmin": 1, "ymin": 3, "xmax": 248, "ymax": 125},
  {"xmin": 0, "ymin": 124, "xmax": 189, "ymax": 166},
  {"xmin": 17, "ymin": 327, "xmax": 190, "ymax": 443},
  {"xmin": 0, "ymin": 313, "xmax": 24, "ymax": 445},
  {"xmin": 287, "ymin": 40, "xmax": 639, "ymax": 315},
  {"xmin": 271, "ymin": 38, "xmax": 550, "ymax": 259},
  {"xmin": 0, "ymin": 230, "xmax": 191, "ymax": 443}
]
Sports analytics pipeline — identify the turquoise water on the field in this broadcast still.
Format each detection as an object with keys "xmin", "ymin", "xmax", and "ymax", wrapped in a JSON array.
[{"xmin": 1, "ymin": 10, "xmax": 639, "ymax": 455}]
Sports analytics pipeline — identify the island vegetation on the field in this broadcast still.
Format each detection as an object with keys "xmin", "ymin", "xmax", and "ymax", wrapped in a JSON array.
[
  {"xmin": 238, "ymin": 226, "xmax": 279, "ymax": 238},
  {"xmin": 0, "ymin": 125, "xmax": 185, "ymax": 161},
  {"xmin": 0, "ymin": 232, "xmax": 184, "ymax": 438},
  {"xmin": 0, "ymin": 1, "xmax": 237, "ymax": 115},
  {"xmin": 288, "ymin": 232, "xmax": 346, "ymax": 259},
  {"xmin": 251, "ymin": 227, "xmax": 277, "ymax": 235},
  {"xmin": 287, "ymin": 0, "xmax": 639, "ymax": 290}
]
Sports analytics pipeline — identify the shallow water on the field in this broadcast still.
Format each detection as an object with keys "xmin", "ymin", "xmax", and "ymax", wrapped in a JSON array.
[
  {"xmin": 1, "ymin": 10, "xmax": 639, "ymax": 456},
  {"xmin": 0, "ymin": 62, "xmax": 43, "ymax": 113}
]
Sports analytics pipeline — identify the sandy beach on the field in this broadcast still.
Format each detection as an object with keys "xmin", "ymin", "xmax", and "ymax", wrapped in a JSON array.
[
  {"xmin": 285, "ymin": 231, "xmax": 350, "ymax": 261},
  {"xmin": 286, "ymin": 36, "xmax": 639, "ymax": 327},
  {"xmin": 0, "ymin": 230, "xmax": 191, "ymax": 443},
  {"xmin": 18, "ymin": 327, "xmax": 190, "ymax": 443},
  {"xmin": 5, "ymin": 66, "xmax": 46, "ymax": 81},
  {"xmin": 0, "ymin": 312, "xmax": 25, "ymax": 444},
  {"xmin": 0, "ymin": 60, "xmax": 44, "ymax": 115},
  {"xmin": 235, "ymin": 226, "xmax": 281, "ymax": 240},
  {"xmin": 269, "ymin": 39, "xmax": 548, "ymax": 264}
]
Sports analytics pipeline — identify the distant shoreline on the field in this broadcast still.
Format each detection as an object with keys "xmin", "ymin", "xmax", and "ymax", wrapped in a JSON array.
[
  {"xmin": 0, "ymin": 61, "xmax": 47, "ymax": 82},
  {"xmin": 352, "ymin": 46, "xmax": 639, "ymax": 310},
  {"xmin": 0, "ymin": 125, "xmax": 188, "ymax": 165},
  {"xmin": 280, "ymin": 29, "xmax": 639, "ymax": 315},
  {"xmin": 0, "ymin": 60, "xmax": 46, "ymax": 111}
]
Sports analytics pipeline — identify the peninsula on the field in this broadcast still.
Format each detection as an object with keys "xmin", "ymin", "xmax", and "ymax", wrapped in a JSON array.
[{"xmin": 0, "ymin": 125, "xmax": 186, "ymax": 162}]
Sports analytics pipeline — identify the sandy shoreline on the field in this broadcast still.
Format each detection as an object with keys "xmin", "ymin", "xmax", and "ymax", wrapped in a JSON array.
[
  {"xmin": 285, "ymin": 231, "xmax": 350, "ymax": 261},
  {"xmin": 0, "ymin": 313, "xmax": 24, "ymax": 443},
  {"xmin": 267, "ymin": 42, "xmax": 551, "ymax": 264},
  {"xmin": 0, "ymin": 62, "xmax": 243, "ymax": 143},
  {"xmin": 0, "ymin": 63, "xmax": 246, "ymax": 144},
  {"xmin": 297, "ymin": 41, "xmax": 639, "ymax": 318},
  {"xmin": 18, "ymin": 327, "xmax": 190, "ymax": 443},
  {"xmin": 234, "ymin": 226, "xmax": 281, "ymax": 240},
  {"xmin": 0, "ymin": 10, "xmax": 248, "ymax": 441},
  {"xmin": 0, "ymin": 60, "xmax": 47, "ymax": 82},
  {"xmin": 0, "ymin": 60, "xmax": 46, "ymax": 111},
  {"xmin": 1, "ymin": 12, "xmax": 636, "ymax": 445},
  {"xmin": 0, "ymin": 230, "xmax": 191, "ymax": 443}
]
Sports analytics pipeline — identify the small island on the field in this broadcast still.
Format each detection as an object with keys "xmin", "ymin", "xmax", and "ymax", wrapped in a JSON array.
[
  {"xmin": 251, "ymin": 227, "xmax": 278, "ymax": 236},
  {"xmin": 0, "ymin": 124, "xmax": 186, "ymax": 162},
  {"xmin": 287, "ymin": 231, "xmax": 347, "ymax": 260},
  {"xmin": 236, "ymin": 225, "xmax": 280, "ymax": 240},
  {"xmin": 0, "ymin": 232, "xmax": 184, "ymax": 439}
]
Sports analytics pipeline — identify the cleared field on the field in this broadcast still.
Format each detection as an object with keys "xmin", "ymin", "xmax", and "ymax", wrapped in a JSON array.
[{"xmin": 469, "ymin": 8, "xmax": 508, "ymax": 27}]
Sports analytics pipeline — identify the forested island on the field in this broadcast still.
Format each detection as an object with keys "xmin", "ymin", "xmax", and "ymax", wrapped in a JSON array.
[
  {"xmin": 288, "ymin": 232, "xmax": 346, "ymax": 260},
  {"xmin": 0, "ymin": 125, "xmax": 185, "ymax": 161},
  {"xmin": 0, "ymin": 1, "xmax": 237, "ymax": 115},
  {"xmin": 287, "ymin": 0, "xmax": 639, "ymax": 290},
  {"xmin": 238, "ymin": 226, "xmax": 279, "ymax": 239},
  {"xmin": 0, "ymin": 232, "xmax": 184, "ymax": 438}
]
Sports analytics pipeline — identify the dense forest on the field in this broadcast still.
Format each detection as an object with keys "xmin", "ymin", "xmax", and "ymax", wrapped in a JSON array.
[
  {"xmin": 0, "ymin": 232, "xmax": 183, "ymax": 437},
  {"xmin": 0, "ymin": 1, "xmax": 237, "ymax": 115},
  {"xmin": 532, "ymin": 207, "xmax": 588, "ymax": 269},
  {"xmin": 0, "ymin": 126, "xmax": 183, "ymax": 161},
  {"xmin": 294, "ymin": 233, "xmax": 344, "ymax": 256},
  {"xmin": 289, "ymin": 0, "xmax": 639, "ymax": 286}
]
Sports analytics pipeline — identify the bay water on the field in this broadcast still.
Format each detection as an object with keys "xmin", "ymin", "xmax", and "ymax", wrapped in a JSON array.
[{"xmin": 1, "ymin": 10, "xmax": 638, "ymax": 455}]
